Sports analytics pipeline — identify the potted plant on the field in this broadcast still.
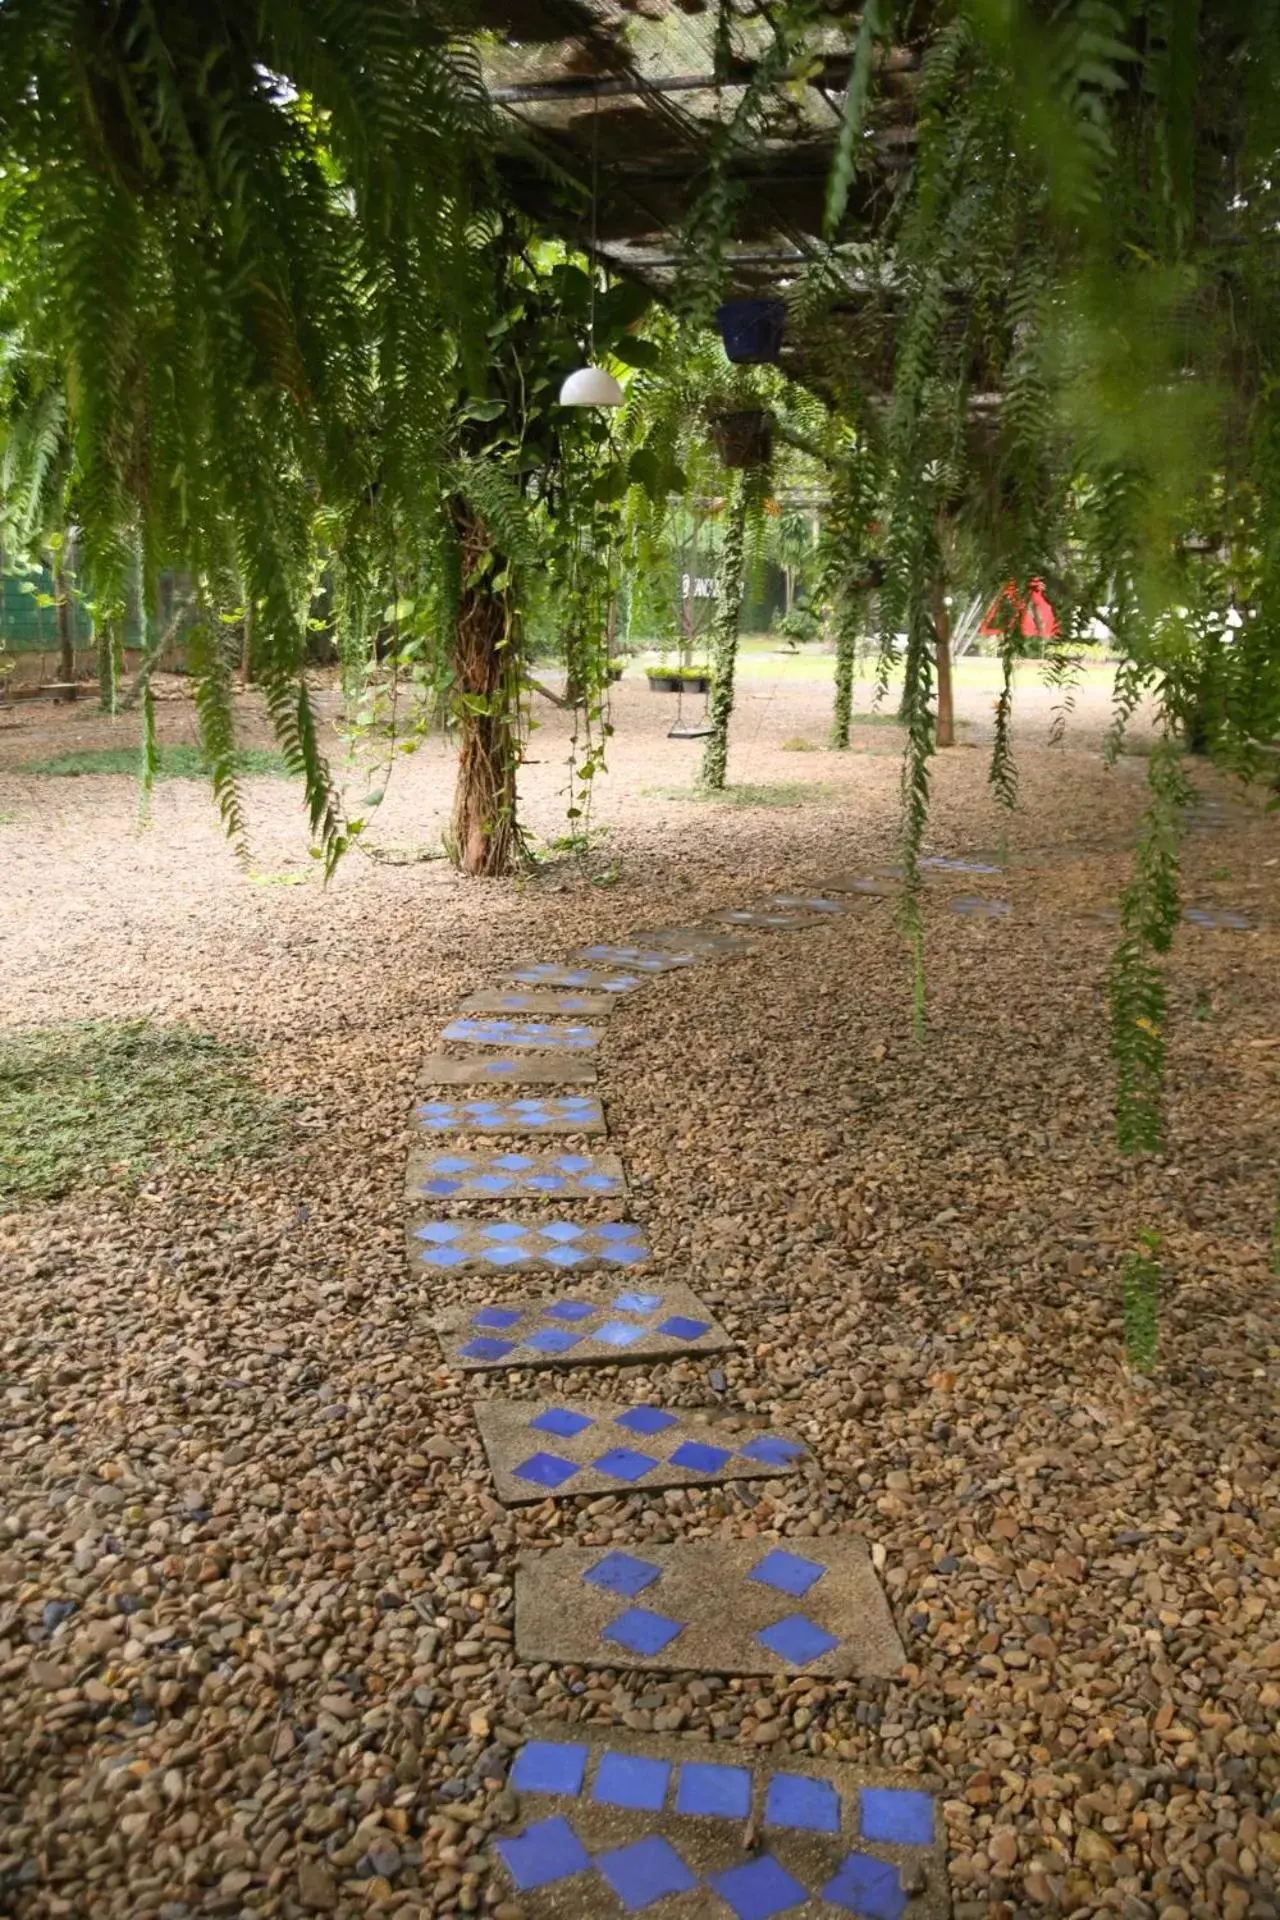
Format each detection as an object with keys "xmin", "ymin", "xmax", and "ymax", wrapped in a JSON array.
[
  {"xmin": 644, "ymin": 663, "xmax": 682, "ymax": 692},
  {"xmin": 715, "ymin": 298, "xmax": 787, "ymax": 365},
  {"xmin": 607, "ymin": 657, "xmax": 626, "ymax": 683},
  {"xmin": 709, "ymin": 409, "xmax": 773, "ymax": 470},
  {"xmin": 677, "ymin": 664, "xmax": 712, "ymax": 693}
]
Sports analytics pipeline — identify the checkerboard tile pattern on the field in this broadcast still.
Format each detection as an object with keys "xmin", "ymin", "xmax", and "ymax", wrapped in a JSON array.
[
  {"xmin": 714, "ymin": 896, "xmax": 846, "ymax": 930},
  {"xmin": 491, "ymin": 1732, "xmax": 948, "ymax": 1919},
  {"xmin": 409, "ymin": 1219, "xmax": 648, "ymax": 1276},
  {"xmin": 630, "ymin": 925, "xmax": 756, "ymax": 956},
  {"xmin": 420, "ymin": 1051, "xmax": 597, "ymax": 1086},
  {"xmin": 515, "ymin": 1537, "xmax": 904, "ymax": 1678},
  {"xmin": 412, "ymin": 1096, "xmax": 607, "ymax": 1136},
  {"xmin": 460, "ymin": 990, "xmax": 619, "ymax": 1017},
  {"xmin": 573, "ymin": 944, "xmax": 699, "ymax": 972},
  {"xmin": 433, "ymin": 1283, "xmax": 731, "ymax": 1373},
  {"xmin": 407, "ymin": 1148, "xmax": 625, "ymax": 1203},
  {"xmin": 1183, "ymin": 905, "xmax": 1253, "ymax": 930},
  {"xmin": 473, "ymin": 1396, "xmax": 807, "ymax": 1504},
  {"xmin": 919, "ymin": 855, "xmax": 1001, "ymax": 875},
  {"xmin": 511, "ymin": 964, "xmax": 644, "ymax": 992},
  {"xmin": 440, "ymin": 1017, "xmax": 601, "ymax": 1051}
]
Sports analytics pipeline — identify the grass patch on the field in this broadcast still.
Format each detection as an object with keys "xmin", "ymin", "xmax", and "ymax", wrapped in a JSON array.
[
  {"xmin": 20, "ymin": 744, "xmax": 289, "ymax": 779},
  {"xmin": 0, "ymin": 1020, "xmax": 290, "ymax": 1207},
  {"xmin": 645, "ymin": 781, "xmax": 835, "ymax": 808},
  {"xmin": 780, "ymin": 736, "xmax": 818, "ymax": 752},
  {"xmin": 850, "ymin": 710, "xmax": 904, "ymax": 727}
]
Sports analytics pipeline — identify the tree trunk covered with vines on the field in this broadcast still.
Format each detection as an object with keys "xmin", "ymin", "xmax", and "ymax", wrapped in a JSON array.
[
  {"xmin": 54, "ymin": 557, "xmax": 74, "ymax": 685},
  {"xmin": 450, "ymin": 501, "xmax": 521, "ymax": 876},
  {"xmin": 932, "ymin": 577, "xmax": 955, "ymax": 749},
  {"xmin": 831, "ymin": 601, "xmax": 857, "ymax": 748},
  {"xmin": 699, "ymin": 479, "xmax": 748, "ymax": 791}
]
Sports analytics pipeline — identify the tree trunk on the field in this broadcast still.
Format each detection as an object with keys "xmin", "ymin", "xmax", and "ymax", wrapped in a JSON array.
[
  {"xmin": 831, "ymin": 600, "xmax": 858, "ymax": 748},
  {"xmin": 699, "ymin": 479, "xmax": 748, "ymax": 791},
  {"xmin": 450, "ymin": 500, "xmax": 520, "ymax": 876},
  {"xmin": 54, "ymin": 557, "xmax": 75, "ymax": 684},
  {"xmin": 933, "ymin": 577, "xmax": 955, "ymax": 749},
  {"xmin": 241, "ymin": 602, "xmax": 254, "ymax": 686}
]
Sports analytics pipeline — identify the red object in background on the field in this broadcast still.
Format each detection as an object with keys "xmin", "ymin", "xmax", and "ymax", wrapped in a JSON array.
[{"xmin": 980, "ymin": 577, "xmax": 1058, "ymax": 639}]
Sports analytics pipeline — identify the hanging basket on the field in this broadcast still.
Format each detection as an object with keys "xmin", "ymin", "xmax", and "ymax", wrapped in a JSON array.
[
  {"xmin": 715, "ymin": 298, "xmax": 787, "ymax": 365},
  {"xmin": 709, "ymin": 409, "xmax": 773, "ymax": 470}
]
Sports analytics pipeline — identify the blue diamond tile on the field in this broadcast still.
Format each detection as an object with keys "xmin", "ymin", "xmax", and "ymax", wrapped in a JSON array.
[
  {"xmin": 459, "ymin": 1337, "xmax": 514, "ymax": 1361},
  {"xmin": 472, "ymin": 1307, "xmax": 522, "ymax": 1330},
  {"xmin": 765, "ymin": 1772, "xmax": 840, "ymax": 1833},
  {"xmin": 674, "ymin": 1762, "xmax": 751, "ymax": 1820},
  {"xmin": 739, "ymin": 1435, "xmax": 806, "ymax": 1467},
  {"xmin": 608, "ymin": 1241, "xmax": 647, "ymax": 1265},
  {"xmin": 614, "ymin": 1406, "xmax": 678, "ymax": 1436},
  {"xmin": 543, "ymin": 1245, "xmax": 589, "ymax": 1268},
  {"xmin": 494, "ymin": 1153, "xmax": 533, "ymax": 1169},
  {"xmin": 602, "ymin": 1608, "xmax": 684, "ymax": 1657},
  {"xmin": 709, "ymin": 1855, "xmax": 808, "ymax": 1920},
  {"xmin": 416, "ymin": 1243, "xmax": 470, "ymax": 1267},
  {"xmin": 422, "ymin": 1177, "xmax": 463, "ymax": 1196},
  {"xmin": 614, "ymin": 1290, "xmax": 661, "ymax": 1314},
  {"xmin": 513, "ymin": 1452, "xmax": 580, "ymax": 1490},
  {"xmin": 596, "ymin": 1835, "xmax": 697, "ymax": 1912},
  {"xmin": 541, "ymin": 1222, "xmax": 585, "ymax": 1242},
  {"xmin": 749, "ymin": 1550, "xmax": 826, "ymax": 1597},
  {"xmin": 496, "ymin": 1815, "xmax": 591, "ymax": 1892},
  {"xmin": 509, "ymin": 1740, "xmax": 589, "ymax": 1796},
  {"xmin": 470, "ymin": 1175, "xmax": 513, "ymax": 1195},
  {"xmin": 483, "ymin": 1223, "xmax": 529, "ymax": 1241},
  {"xmin": 527, "ymin": 1174, "xmax": 566, "ymax": 1193},
  {"xmin": 595, "ymin": 1222, "xmax": 638, "ymax": 1242},
  {"xmin": 591, "ymin": 1751, "xmax": 671, "ymax": 1812},
  {"xmin": 557, "ymin": 1154, "xmax": 590, "ymax": 1171},
  {"xmin": 859, "ymin": 1786, "xmax": 934, "ymax": 1846},
  {"xmin": 756, "ymin": 1614, "xmax": 840, "ymax": 1666},
  {"xmin": 583, "ymin": 1172, "xmax": 621, "ymax": 1192},
  {"xmin": 583, "ymin": 1552, "xmax": 661, "ymax": 1597},
  {"xmin": 432, "ymin": 1155, "xmax": 471, "ymax": 1172},
  {"xmin": 823, "ymin": 1852, "xmax": 909, "ymax": 1920},
  {"xmin": 668, "ymin": 1441, "xmax": 732, "ymax": 1475},
  {"xmin": 523, "ymin": 1326, "xmax": 582, "ymax": 1356},
  {"xmin": 416, "ymin": 1222, "xmax": 462, "ymax": 1242},
  {"xmin": 656, "ymin": 1316, "xmax": 710, "ymax": 1341},
  {"xmin": 592, "ymin": 1447, "xmax": 658, "ymax": 1483},
  {"xmin": 594, "ymin": 1321, "xmax": 644, "ymax": 1347},
  {"xmin": 485, "ymin": 1243, "xmax": 532, "ymax": 1266},
  {"xmin": 531, "ymin": 1408, "xmax": 594, "ymax": 1438},
  {"xmin": 545, "ymin": 1299, "xmax": 595, "ymax": 1322}
]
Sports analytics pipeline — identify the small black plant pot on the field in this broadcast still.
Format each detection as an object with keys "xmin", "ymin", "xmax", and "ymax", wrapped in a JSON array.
[
  {"xmin": 646, "ymin": 671, "xmax": 682, "ymax": 693},
  {"xmin": 681, "ymin": 673, "xmax": 711, "ymax": 693},
  {"xmin": 607, "ymin": 666, "xmax": 624, "ymax": 683},
  {"xmin": 709, "ymin": 409, "xmax": 773, "ymax": 470},
  {"xmin": 715, "ymin": 298, "xmax": 787, "ymax": 365}
]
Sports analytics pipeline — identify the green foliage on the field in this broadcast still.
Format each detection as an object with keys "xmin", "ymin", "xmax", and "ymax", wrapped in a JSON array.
[
  {"xmin": 700, "ymin": 474, "xmax": 753, "ymax": 790},
  {"xmin": 20, "ymin": 744, "xmax": 288, "ymax": 780},
  {"xmin": 646, "ymin": 780, "xmax": 834, "ymax": 808},
  {"xmin": 0, "ymin": 1020, "xmax": 288, "ymax": 1207},
  {"xmin": 1121, "ymin": 1230, "xmax": 1161, "ymax": 1373}
]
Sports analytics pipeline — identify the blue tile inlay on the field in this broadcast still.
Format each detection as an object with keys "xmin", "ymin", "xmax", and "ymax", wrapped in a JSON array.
[
  {"xmin": 668, "ymin": 1440, "xmax": 732, "ymax": 1474},
  {"xmin": 859, "ymin": 1786, "xmax": 935, "ymax": 1846},
  {"xmin": 738, "ymin": 1435, "xmax": 807, "ymax": 1467},
  {"xmin": 615, "ymin": 1290, "xmax": 662, "ymax": 1314},
  {"xmin": 583, "ymin": 1552, "xmax": 661, "ymax": 1597},
  {"xmin": 823, "ymin": 1852, "xmax": 909, "ymax": 1920},
  {"xmin": 495, "ymin": 1815, "xmax": 591, "ymax": 1892},
  {"xmin": 441, "ymin": 1018, "xmax": 597, "ymax": 1050},
  {"xmin": 594, "ymin": 1320, "xmax": 644, "ymax": 1347},
  {"xmin": 509, "ymin": 1741, "xmax": 589, "ymax": 1796},
  {"xmin": 602, "ymin": 1608, "xmax": 684, "ymax": 1657},
  {"xmin": 749, "ymin": 1549, "xmax": 826, "ymax": 1597},
  {"xmin": 674, "ymin": 1762, "xmax": 751, "ymax": 1820},
  {"xmin": 656, "ymin": 1315, "xmax": 710, "ymax": 1340},
  {"xmin": 765, "ymin": 1772, "xmax": 841, "ymax": 1833},
  {"xmin": 950, "ymin": 895, "xmax": 1010, "ymax": 918},
  {"xmin": 415, "ymin": 1241, "xmax": 469, "ymax": 1266},
  {"xmin": 531, "ymin": 1408, "xmax": 594, "ymax": 1438},
  {"xmin": 416, "ymin": 1221, "xmax": 462, "ymax": 1242},
  {"xmin": 756, "ymin": 1614, "xmax": 840, "ymax": 1666},
  {"xmin": 473, "ymin": 1306, "xmax": 523, "ymax": 1330},
  {"xmin": 415, "ymin": 1095, "xmax": 605, "ymax": 1132},
  {"xmin": 513, "ymin": 1452, "xmax": 580, "ymax": 1490},
  {"xmin": 709, "ymin": 1854, "xmax": 808, "ymax": 1920},
  {"xmin": 591, "ymin": 1750, "xmax": 671, "ymax": 1812},
  {"xmin": 523, "ymin": 1326, "xmax": 582, "ymax": 1356},
  {"xmin": 591, "ymin": 1447, "xmax": 658, "ymax": 1483},
  {"xmin": 596, "ymin": 1835, "xmax": 697, "ymax": 1912},
  {"xmin": 614, "ymin": 1406, "xmax": 678, "ymax": 1436},
  {"xmin": 484, "ymin": 1222, "xmax": 530, "ymax": 1242},
  {"xmin": 920, "ymin": 855, "xmax": 1000, "ymax": 874},
  {"xmin": 545, "ymin": 1299, "xmax": 596, "ymax": 1322},
  {"xmin": 459, "ymin": 1337, "xmax": 513, "ymax": 1362}
]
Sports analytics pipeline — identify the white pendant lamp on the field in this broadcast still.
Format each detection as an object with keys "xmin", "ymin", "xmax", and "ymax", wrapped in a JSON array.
[{"xmin": 559, "ymin": 363, "xmax": 623, "ymax": 408}]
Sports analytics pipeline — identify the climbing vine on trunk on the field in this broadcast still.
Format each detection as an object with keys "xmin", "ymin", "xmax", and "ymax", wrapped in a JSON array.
[
  {"xmin": 699, "ymin": 476, "xmax": 751, "ymax": 790},
  {"xmin": 449, "ymin": 501, "xmax": 523, "ymax": 877}
]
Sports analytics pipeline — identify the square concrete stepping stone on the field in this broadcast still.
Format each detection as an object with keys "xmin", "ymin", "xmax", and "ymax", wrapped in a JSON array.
[
  {"xmin": 421, "ymin": 1052, "xmax": 597, "ymax": 1087},
  {"xmin": 441, "ymin": 1016, "xmax": 602, "ymax": 1052},
  {"xmin": 574, "ymin": 944, "xmax": 699, "ymax": 973},
  {"xmin": 920, "ymin": 854, "xmax": 1002, "ymax": 875},
  {"xmin": 406, "ymin": 1147, "xmax": 626, "ymax": 1203},
  {"xmin": 513, "ymin": 964, "xmax": 645, "ymax": 993},
  {"xmin": 461, "ymin": 989, "xmax": 619, "ymax": 1017},
  {"xmin": 490, "ymin": 1728, "xmax": 948, "ymax": 1919},
  {"xmin": 413, "ymin": 1096, "xmax": 607, "ymax": 1137},
  {"xmin": 433, "ymin": 1283, "xmax": 731, "ymax": 1373},
  {"xmin": 714, "ymin": 900, "xmax": 843, "ymax": 930},
  {"xmin": 515, "ymin": 1537, "xmax": 904, "ymax": 1678},
  {"xmin": 949, "ymin": 895, "xmax": 1010, "ymax": 919},
  {"xmin": 474, "ymin": 1396, "xmax": 808, "ymax": 1504},
  {"xmin": 1184, "ymin": 905, "xmax": 1253, "ymax": 931},
  {"xmin": 631, "ymin": 925, "xmax": 756, "ymax": 956},
  {"xmin": 409, "ymin": 1219, "xmax": 649, "ymax": 1276},
  {"xmin": 816, "ymin": 873, "xmax": 897, "ymax": 896}
]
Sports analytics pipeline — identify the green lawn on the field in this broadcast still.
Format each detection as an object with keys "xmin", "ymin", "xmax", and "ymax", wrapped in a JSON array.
[{"xmin": 19, "ymin": 744, "xmax": 290, "ymax": 779}]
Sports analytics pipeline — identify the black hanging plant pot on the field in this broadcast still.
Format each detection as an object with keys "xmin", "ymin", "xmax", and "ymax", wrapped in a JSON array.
[
  {"xmin": 709, "ymin": 409, "xmax": 773, "ymax": 470},
  {"xmin": 715, "ymin": 298, "xmax": 787, "ymax": 365},
  {"xmin": 645, "ymin": 667, "xmax": 682, "ymax": 692}
]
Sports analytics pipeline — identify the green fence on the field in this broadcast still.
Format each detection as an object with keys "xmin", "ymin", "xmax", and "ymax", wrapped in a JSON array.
[{"xmin": 0, "ymin": 568, "xmax": 147, "ymax": 654}]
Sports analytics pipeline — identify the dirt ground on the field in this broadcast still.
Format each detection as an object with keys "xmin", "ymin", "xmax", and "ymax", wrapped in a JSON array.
[{"xmin": 1, "ymin": 659, "xmax": 1279, "ymax": 1920}]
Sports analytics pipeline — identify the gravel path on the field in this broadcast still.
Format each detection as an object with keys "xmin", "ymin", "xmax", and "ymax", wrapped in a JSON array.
[{"xmin": 1, "ymin": 668, "xmax": 1278, "ymax": 1919}]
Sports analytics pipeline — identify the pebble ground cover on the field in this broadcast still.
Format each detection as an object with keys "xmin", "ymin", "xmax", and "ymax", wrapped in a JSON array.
[{"xmin": 0, "ymin": 667, "xmax": 1278, "ymax": 1920}]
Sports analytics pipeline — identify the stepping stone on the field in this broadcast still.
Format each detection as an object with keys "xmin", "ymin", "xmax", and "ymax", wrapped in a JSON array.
[
  {"xmin": 714, "ymin": 903, "xmax": 842, "ymax": 930},
  {"xmin": 440, "ymin": 1017, "xmax": 602, "ymax": 1052},
  {"xmin": 433, "ymin": 1283, "xmax": 731, "ymax": 1373},
  {"xmin": 420, "ymin": 1053, "xmax": 596, "ymax": 1087},
  {"xmin": 409, "ymin": 1219, "xmax": 649, "ymax": 1276},
  {"xmin": 631, "ymin": 925, "xmax": 755, "ymax": 956},
  {"xmin": 406, "ymin": 1147, "xmax": 626, "ymax": 1203},
  {"xmin": 515, "ymin": 1537, "xmax": 904, "ymax": 1678},
  {"xmin": 413, "ymin": 1096, "xmax": 607, "ymax": 1137},
  {"xmin": 490, "ymin": 1729, "xmax": 948, "ymax": 1919},
  {"xmin": 461, "ymin": 990, "xmax": 620, "ymax": 1017},
  {"xmin": 573, "ymin": 944, "xmax": 699, "ymax": 973},
  {"xmin": 474, "ymin": 1396, "xmax": 808, "ymax": 1504},
  {"xmin": 919, "ymin": 854, "xmax": 1002, "ymax": 875},
  {"xmin": 513, "ymin": 964, "xmax": 644, "ymax": 993},
  {"xmin": 1184, "ymin": 905, "xmax": 1253, "ymax": 931},
  {"xmin": 816, "ymin": 873, "xmax": 897, "ymax": 897},
  {"xmin": 769, "ymin": 894, "xmax": 846, "ymax": 914},
  {"xmin": 949, "ymin": 896, "xmax": 1010, "ymax": 919}
]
